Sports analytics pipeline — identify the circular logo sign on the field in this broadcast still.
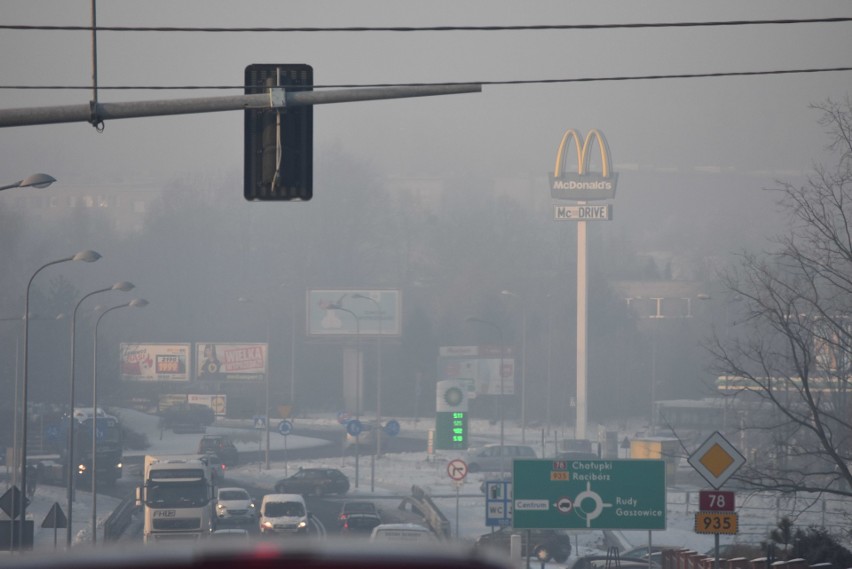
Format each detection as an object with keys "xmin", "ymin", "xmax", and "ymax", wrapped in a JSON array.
[{"xmin": 444, "ymin": 387, "xmax": 464, "ymax": 407}]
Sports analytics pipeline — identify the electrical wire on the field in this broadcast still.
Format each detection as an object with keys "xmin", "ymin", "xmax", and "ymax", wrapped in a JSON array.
[
  {"xmin": 1, "ymin": 17, "xmax": 851, "ymax": 33},
  {"xmin": 0, "ymin": 66, "xmax": 850, "ymax": 92}
]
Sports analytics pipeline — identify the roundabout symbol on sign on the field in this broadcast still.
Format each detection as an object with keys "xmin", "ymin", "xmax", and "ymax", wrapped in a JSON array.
[
  {"xmin": 447, "ymin": 459, "xmax": 468, "ymax": 481},
  {"xmin": 277, "ymin": 420, "xmax": 293, "ymax": 436}
]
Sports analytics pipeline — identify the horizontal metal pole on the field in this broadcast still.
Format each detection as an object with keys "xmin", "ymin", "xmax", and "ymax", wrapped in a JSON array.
[
  {"xmin": 287, "ymin": 84, "xmax": 481, "ymax": 106},
  {"xmin": 0, "ymin": 84, "xmax": 481, "ymax": 128}
]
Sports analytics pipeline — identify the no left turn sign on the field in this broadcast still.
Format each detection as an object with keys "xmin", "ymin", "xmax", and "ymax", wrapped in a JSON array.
[{"xmin": 447, "ymin": 459, "xmax": 468, "ymax": 481}]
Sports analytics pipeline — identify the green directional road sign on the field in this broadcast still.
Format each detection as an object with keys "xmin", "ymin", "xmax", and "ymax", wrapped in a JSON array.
[{"xmin": 513, "ymin": 459, "xmax": 666, "ymax": 530}]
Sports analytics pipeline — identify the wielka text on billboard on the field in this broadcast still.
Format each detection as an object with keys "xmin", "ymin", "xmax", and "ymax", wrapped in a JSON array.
[{"xmin": 549, "ymin": 129, "xmax": 618, "ymax": 201}]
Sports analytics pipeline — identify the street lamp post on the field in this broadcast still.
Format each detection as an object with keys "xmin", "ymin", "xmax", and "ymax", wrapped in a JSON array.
[
  {"xmin": 0, "ymin": 173, "xmax": 56, "ymax": 192},
  {"xmin": 66, "ymin": 282, "xmax": 133, "ymax": 548},
  {"xmin": 19, "ymin": 250, "xmax": 100, "ymax": 551},
  {"xmin": 327, "ymin": 302, "xmax": 362, "ymax": 489},
  {"xmin": 237, "ymin": 296, "xmax": 273, "ymax": 470},
  {"xmin": 91, "ymin": 299, "xmax": 148, "ymax": 545},
  {"xmin": 352, "ymin": 294, "xmax": 383, "ymax": 455},
  {"xmin": 501, "ymin": 290, "xmax": 527, "ymax": 443},
  {"xmin": 466, "ymin": 316, "xmax": 506, "ymax": 477}
]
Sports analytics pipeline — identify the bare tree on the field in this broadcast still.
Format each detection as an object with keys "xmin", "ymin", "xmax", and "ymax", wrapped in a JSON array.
[{"xmin": 710, "ymin": 97, "xmax": 852, "ymax": 497}]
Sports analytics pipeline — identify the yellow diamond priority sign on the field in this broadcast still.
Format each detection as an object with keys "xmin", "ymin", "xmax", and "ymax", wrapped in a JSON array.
[{"xmin": 688, "ymin": 431, "xmax": 745, "ymax": 489}]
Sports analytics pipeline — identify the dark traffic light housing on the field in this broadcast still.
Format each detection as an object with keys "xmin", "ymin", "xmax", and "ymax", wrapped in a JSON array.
[{"xmin": 244, "ymin": 64, "xmax": 313, "ymax": 201}]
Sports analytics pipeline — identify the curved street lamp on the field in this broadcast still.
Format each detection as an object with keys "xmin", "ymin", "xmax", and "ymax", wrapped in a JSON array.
[
  {"xmin": 501, "ymin": 290, "xmax": 528, "ymax": 443},
  {"xmin": 19, "ymin": 250, "xmax": 100, "ymax": 550},
  {"xmin": 0, "ymin": 173, "xmax": 57, "ymax": 192},
  {"xmin": 237, "ymin": 296, "xmax": 273, "ymax": 471},
  {"xmin": 466, "ymin": 316, "xmax": 506, "ymax": 477},
  {"xmin": 66, "ymin": 281, "xmax": 134, "ymax": 547},
  {"xmin": 327, "ymin": 302, "xmax": 362, "ymax": 489},
  {"xmin": 91, "ymin": 299, "xmax": 148, "ymax": 545},
  {"xmin": 351, "ymin": 293, "xmax": 383, "ymax": 458}
]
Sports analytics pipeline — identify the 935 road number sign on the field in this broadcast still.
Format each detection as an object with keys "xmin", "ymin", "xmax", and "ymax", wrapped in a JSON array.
[{"xmin": 694, "ymin": 512, "xmax": 738, "ymax": 535}]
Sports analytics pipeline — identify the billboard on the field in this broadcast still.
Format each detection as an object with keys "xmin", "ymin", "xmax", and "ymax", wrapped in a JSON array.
[
  {"xmin": 438, "ymin": 346, "xmax": 515, "ymax": 397},
  {"xmin": 195, "ymin": 343, "xmax": 267, "ymax": 381},
  {"xmin": 188, "ymin": 394, "xmax": 228, "ymax": 416},
  {"xmin": 308, "ymin": 289, "xmax": 401, "ymax": 336},
  {"xmin": 120, "ymin": 343, "xmax": 191, "ymax": 382}
]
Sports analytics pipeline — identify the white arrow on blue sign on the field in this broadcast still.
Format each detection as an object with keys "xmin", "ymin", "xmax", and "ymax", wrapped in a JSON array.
[
  {"xmin": 384, "ymin": 419, "xmax": 401, "ymax": 437},
  {"xmin": 346, "ymin": 419, "xmax": 363, "ymax": 437}
]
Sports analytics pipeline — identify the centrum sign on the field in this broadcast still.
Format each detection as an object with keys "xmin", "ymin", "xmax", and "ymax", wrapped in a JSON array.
[
  {"xmin": 513, "ymin": 459, "xmax": 666, "ymax": 530},
  {"xmin": 549, "ymin": 129, "xmax": 618, "ymax": 201}
]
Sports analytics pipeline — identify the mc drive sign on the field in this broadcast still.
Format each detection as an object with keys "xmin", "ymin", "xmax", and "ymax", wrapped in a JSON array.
[{"xmin": 513, "ymin": 459, "xmax": 666, "ymax": 530}]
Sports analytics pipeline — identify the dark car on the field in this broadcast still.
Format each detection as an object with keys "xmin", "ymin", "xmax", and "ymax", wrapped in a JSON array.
[
  {"xmin": 476, "ymin": 527, "xmax": 572, "ymax": 563},
  {"xmin": 338, "ymin": 501, "xmax": 382, "ymax": 535},
  {"xmin": 198, "ymin": 434, "xmax": 239, "ymax": 466},
  {"xmin": 161, "ymin": 403, "xmax": 215, "ymax": 434},
  {"xmin": 274, "ymin": 467, "xmax": 350, "ymax": 496}
]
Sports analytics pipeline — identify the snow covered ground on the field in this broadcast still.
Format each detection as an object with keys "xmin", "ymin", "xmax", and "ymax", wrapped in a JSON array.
[{"xmin": 6, "ymin": 408, "xmax": 849, "ymax": 558}]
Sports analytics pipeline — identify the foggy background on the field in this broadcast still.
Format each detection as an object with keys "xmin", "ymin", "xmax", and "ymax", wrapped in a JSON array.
[{"xmin": 1, "ymin": 1, "xmax": 850, "ymax": 434}]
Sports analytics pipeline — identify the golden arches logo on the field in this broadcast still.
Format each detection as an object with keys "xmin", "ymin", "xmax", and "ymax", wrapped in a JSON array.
[{"xmin": 549, "ymin": 128, "xmax": 617, "ymax": 201}]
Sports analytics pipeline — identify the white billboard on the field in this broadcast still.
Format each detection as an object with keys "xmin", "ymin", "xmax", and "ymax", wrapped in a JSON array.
[
  {"xmin": 308, "ymin": 289, "xmax": 401, "ymax": 336},
  {"xmin": 120, "ymin": 343, "xmax": 192, "ymax": 382},
  {"xmin": 438, "ymin": 346, "xmax": 515, "ymax": 397}
]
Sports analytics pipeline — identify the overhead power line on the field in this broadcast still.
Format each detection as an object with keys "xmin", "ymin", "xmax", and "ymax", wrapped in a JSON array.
[
  {"xmin": 1, "ymin": 17, "xmax": 851, "ymax": 33},
  {"xmin": 1, "ymin": 66, "xmax": 851, "ymax": 92}
]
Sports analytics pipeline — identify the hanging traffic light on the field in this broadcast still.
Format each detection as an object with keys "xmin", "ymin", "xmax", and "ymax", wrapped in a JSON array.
[{"xmin": 244, "ymin": 64, "xmax": 313, "ymax": 201}]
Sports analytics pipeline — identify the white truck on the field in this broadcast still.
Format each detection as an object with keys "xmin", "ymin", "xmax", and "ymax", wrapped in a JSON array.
[{"xmin": 136, "ymin": 455, "xmax": 216, "ymax": 543}]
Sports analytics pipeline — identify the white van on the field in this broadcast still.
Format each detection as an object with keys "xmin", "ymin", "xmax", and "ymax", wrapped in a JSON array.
[{"xmin": 258, "ymin": 493, "xmax": 309, "ymax": 535}]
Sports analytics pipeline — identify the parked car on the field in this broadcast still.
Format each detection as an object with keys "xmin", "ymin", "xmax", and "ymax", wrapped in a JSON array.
[
  {"xmin": 338, "ymin": 501, "xmax": 382, "ymax": 535},
  {"xmin": 215, "ymin": 487, "xmax": 257, "ymax": 526},
  {"xmin": 258, "ymin": 493, "xmax": 309, "ymax": 535},
  {"xmin": 199, "ymin": 434, "xmax": 239, "ymax": 466},
  {"xmin": 273, "ymin": 467, "xmax": 350, "ymax": 496},
  {"xmin": 464, "ymin": 444, "xmax": 537, "ymax": 473},
  {"xmin": 622, "ymin": 545, "xmax": 679, "ymax": 558},
  {"xmin": 370, "ymin": 523, "xmax": 437, "ymax": 544},
  {"xmin": 475, "ymin": 527, "xmax": 572, "ymax": 563}
]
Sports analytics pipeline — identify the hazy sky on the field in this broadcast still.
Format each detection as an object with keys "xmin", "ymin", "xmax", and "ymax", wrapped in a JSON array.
[{"xmin": 1, "ymin": 1, "xmax": 851, "ymax": 185}]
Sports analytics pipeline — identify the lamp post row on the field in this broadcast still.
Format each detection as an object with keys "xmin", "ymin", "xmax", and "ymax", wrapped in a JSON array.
[{"xmin": 6, "ymin": 169, "xmax": 154, "ymax": 549}]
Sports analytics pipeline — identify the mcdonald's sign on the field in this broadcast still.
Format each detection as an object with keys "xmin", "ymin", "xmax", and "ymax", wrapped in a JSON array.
[{"xmin": 549, "ymin": 128, "xmax": 618, "ymax": 201}]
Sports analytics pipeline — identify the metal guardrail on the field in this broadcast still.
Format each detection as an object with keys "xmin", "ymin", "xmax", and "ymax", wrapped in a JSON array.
[{"xmin": 103, "ymin": 493, "xmax": 138, "ymax": 542}]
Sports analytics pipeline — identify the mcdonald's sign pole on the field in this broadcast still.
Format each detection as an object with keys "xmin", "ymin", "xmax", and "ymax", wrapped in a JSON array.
[{"xmin": 549, "ymin": 129, "xmax": 617, "ymax": 441}]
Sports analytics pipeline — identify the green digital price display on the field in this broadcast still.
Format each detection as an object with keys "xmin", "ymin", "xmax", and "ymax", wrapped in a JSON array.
[{"xmin": 435, "ymin": 411, "xmax": 468, "ymax": 450}]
